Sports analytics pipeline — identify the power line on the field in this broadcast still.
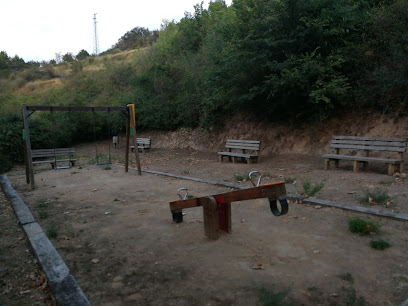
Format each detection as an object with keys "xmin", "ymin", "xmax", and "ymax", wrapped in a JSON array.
[{"xmin": 93, "ymin": 13, "xmax": 99, "ymax": 56}]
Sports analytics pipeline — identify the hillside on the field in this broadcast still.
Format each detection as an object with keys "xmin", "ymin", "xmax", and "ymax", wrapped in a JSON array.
[{"xmin": 138, "ymin": 112, "xmax": 408, "ymax": 156}]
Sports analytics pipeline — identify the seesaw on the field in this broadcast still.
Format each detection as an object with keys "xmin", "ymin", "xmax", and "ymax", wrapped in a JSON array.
[{"xmin": 169, "ymin": 171, "xmax": 289, "ymax": 240}]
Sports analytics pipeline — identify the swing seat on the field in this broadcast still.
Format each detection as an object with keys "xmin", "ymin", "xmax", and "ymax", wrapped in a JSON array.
[{"xmin": 32, "ymin": 148, "xmax": 76, "ymax": 169}]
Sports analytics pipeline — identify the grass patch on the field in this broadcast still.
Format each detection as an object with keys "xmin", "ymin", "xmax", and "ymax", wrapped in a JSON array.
[
  {"xmin": 258, "ymin": 286, "xmax": 294, "ymax": 306},
  {"xmin": 348, "ymin": 217, "xmax": 380, "ymax": 235},
  {"xmin": 301, "ymin": 180, "xmax": 325, "ymax": 196},
  {"xmin": 46, "ymin": 223, "xmax": 58, "ymax": 238},
  {"xmin": 338, "ymin": 273, "xmax": 354, "ymax": 284},
  {"xmin": 187, "ymin": 194, "xmax": 195, "ymax": 199},
  {"xmin": 35, "ymin": 200, "xmax": 47, "ymax": 209},
  {"xmin": 284, "ymin": 177, "xmax": 296, "ymax": 184},
  {"xmin": 344, "ymin": 287, "xmax": 367, "ymax": 306},
  {"xmin": 378, "ymin": 178, "xmax": 394, "ymax": 186},
  {"xmin": 103, "ymin": 165, "xmax": 112, "ymax": 170},
  {"xmin": 358, "ymin": 187, "xmax": 390, "ymax": 205},
  {"xmin": 233, "ymin": 173, "xmax": 249, "ymax": 182},
  {"xmin": 369, "ymin": 239, "xmax": 390, "ymax": 250},
  {"xmin": 37, "ymin": 210, "xmax": 49, "ymax": 219}
]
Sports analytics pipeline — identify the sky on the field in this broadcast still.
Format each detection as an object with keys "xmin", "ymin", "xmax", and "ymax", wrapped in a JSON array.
[{"xmin": 0, "ymin": 0, "xmax": 232, "ymax": 62}]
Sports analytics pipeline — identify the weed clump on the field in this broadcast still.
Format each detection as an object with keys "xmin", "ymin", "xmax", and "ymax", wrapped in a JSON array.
[
  {"xmin": 369, "ymin": 239, "xmax": 390, "ymax": 250},
  {"xmin": 348, "ymin": 217, "xmax": 380, "ymax": 235},
  {"xmin": 358, "ymin": 187, "xmax": 390, "ymax": 205},
  {"xmin": 258, "ymin": 286, "xmax": 294, "ymax": 306},
  {"xmin": 46, "ymin": 224, "xmax": 58, "ymax": 238},
  {"xmin": 302, "ymin": 180, "xmax": 325, "ymax": 197}
]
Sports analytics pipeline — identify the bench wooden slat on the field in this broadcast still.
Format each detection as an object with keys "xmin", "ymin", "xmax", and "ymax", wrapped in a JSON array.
[
  {"xmin": 322, "ymin": 154, "xmax": 403, "ymax": 163},
  {"xmin": 218, "ymin": 152, "xmax": 257, "ymax": 158},
  {"xmin": 33, "ymin": 159, "xmax": 77, "ymax": 165},
  {"xmin": 226, "ymin": 139, "xmax": 261, "ymax": 144},
  {"xmin": 333, "ymin": 136, "xmax": 407, "ymax": 142},
  {"xmin": 331, "ymin": 144, "xmax": 406, "ymax": 152},
  {"xmin": 332, "ymin": 140, "xmax": 406, "ymax": 147},
  {"xmin": 225, "ymin": 144, "xmax": 260, "ymax": 150}
]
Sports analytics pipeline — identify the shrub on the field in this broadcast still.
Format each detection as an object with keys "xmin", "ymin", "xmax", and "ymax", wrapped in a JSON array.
[
  {"xmin": 369, "ymin": 239, "xmax": 390, "ymax": 250},
  {"xmin": 348, "ymin": 218, "xmax": 380, "ymax": 235}
]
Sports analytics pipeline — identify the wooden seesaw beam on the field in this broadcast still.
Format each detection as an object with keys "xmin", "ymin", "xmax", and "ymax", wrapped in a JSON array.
[{"xmin": 169, "ymin": 181, "xmax": 288, "ymax": 240}]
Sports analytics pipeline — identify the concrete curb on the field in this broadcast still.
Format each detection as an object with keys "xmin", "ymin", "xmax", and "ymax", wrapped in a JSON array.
[{"xmin": 0, "ymin": 174, "xmax": 90, "ymax": 306}]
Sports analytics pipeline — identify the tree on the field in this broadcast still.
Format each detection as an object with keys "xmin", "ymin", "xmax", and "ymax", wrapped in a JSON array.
[
  {"xmin": 76, "ymin": 49, "xmax": 90, "ymax": 60},
  {"xmin": 62, "ymin": 52, "xmax": 74, "ymax": 63}
]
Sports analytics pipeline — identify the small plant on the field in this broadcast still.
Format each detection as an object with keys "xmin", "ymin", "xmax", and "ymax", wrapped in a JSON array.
[
  {"xmin": 344, "ymin": 287, "xmax": 367, "ymax": 306},
  {"xmin": 187, "ymin": 194, "xmax": 195, "ymax": 199},
  {"xmin": 348, "ymin": 217, "xmax": 380, "ymax": 235},
  {"xmin": 358, "ymin": 187, "xmax": 390, "ymax": 205},
  {"xmin": 369, "ymin": 239, "xmax": 390, "ymax": 250},
  {"xmin": 103, "ymin": 165, "xmax": 112, "ymax": 170},
  {"xmin": 284, "ymin": 177, "xmax": 296, "ymax": 184},
  {"xmin": 37, "ymin": 211, "xmax": 49, "ymax": 219},
  {"xmin": 233, "ymin": 173, "xmax": 249, "ymax": 182},
  {"xmin": 301, "ymin": 180, "xmax": 325, "ymax": 197},
  {"xmin": 35, "ymin": 200, "xmax": 47, "ymax": 209},
  {"xmin": 338, "ymin": 273, "xmax": 354, "ymax": 283},
  {"xmin": 46, "ymin": 223, "xmax": 58, "ymax": 238},
  {"xmin": 262, "ymin": 173, "xmax": 272, "ymax": 178},
  {"xmin": 379, "ymin": 179, "xmax": 394, "ymax": 186},
  {"xmin": 258, "ymin": 286, "xmax": 294, "ymax": 306},
  {"xmin": 114, "ymin": 198, "xmax": 119, "ymax": 202}
]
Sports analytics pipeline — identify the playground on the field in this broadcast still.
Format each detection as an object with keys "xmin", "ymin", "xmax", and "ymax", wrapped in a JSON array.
[{"xmin": 5, "ymin": 143, "xmax": 408, "ymax": 305}]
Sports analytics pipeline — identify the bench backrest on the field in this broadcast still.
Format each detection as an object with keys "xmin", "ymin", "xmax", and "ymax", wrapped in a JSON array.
[
  {"xmin": 32, "ymin": 148, "xmax": 75, "ymax": 158},
  {"xmin": 331, "ymin": 136, "xmax": 407, "ymax": 153},
  {"xmin": 225, "ymin": 139, "xmax": 260, "ymax": 152},
  {"xmin": 137, "ymin": 138, "xmax": 151, "ymax": 145}
]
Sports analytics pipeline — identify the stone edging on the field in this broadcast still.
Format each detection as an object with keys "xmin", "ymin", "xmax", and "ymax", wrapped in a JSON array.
[{"xmin": 0, "ymin": 174, "xmax": 90, "ymax": 306}]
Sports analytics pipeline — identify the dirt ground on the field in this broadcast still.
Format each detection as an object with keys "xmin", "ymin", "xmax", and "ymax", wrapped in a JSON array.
[
  {"xmin": 4, "ymin": 143, "xmax": 408, "ymax": 305},
  {"xmin": 0, "ymin": 191, "xmax": 55, "ymax": 305}
]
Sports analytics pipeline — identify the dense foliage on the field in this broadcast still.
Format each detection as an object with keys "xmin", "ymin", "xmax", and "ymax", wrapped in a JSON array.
[{"xmin": 0, "ymin": 0, "xmax": 407, "ymax": 170}]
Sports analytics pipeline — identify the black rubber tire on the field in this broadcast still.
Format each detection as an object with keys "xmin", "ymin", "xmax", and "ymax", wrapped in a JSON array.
[
  {"xmin": 269, "ymin": 198, "xmax": 289, "ymax": 216},
  {"xmin": 172, "ymin": 211, "xmax": 183, "ymax": 223}
]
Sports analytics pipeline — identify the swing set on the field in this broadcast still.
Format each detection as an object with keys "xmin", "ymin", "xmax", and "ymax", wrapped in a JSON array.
[{"xmin": 22, "ymin": 104, "xmax": 142, "ymax": 190}]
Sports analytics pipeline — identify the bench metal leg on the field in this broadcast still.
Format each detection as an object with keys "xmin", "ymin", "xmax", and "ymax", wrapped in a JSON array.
[
  {"xmin": 219, "ymin": 155, "xmax": 223, "ymax": 162},
  {"xmin": 353, "ymin": 160, "xmax": 360, "ymax": 173},
  {"xmin": 324, "ymin": 159, "xmax": 330, "ymax": 170}
]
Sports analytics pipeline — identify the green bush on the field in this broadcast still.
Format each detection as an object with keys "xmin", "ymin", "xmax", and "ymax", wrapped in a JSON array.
[
  {"xmin": 348, "ymin": 218, "xmax": 380, "ymax": 235},
  {"xmin": 369, "ymin": 239, "xmax": 390, "ymax": 250}
]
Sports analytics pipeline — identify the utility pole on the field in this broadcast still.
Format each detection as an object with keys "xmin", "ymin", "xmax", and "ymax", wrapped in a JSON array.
[{"xmin": 93, "ymin": 13, "xmax": 99, "ymax": 56}]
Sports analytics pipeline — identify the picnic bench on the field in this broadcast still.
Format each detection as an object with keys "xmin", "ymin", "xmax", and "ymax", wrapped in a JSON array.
[
  {"xmin": 218, "ymin": 139, "xmax": 261, "ymax": 164},
  {"xmin": 322, "ymin": 136, "xmax": 407, "ymax": 175},
  {"xmin": 130, "ymin": 138, "xmax": 151, "ymax": 153},
  {"xmin": 32, "ymin": 148, "xmax": 76, "ymax": 169}
]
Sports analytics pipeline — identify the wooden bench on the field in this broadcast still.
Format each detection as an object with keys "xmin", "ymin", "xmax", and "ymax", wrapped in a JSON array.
[
  {"xmin": 218, "ymin": 139, "xmax": 261, "ymax": 164},
  {"xmin": 322, "ymin": 136, "xmax": 407, "ymax": 175},
  {"xmin": 32, "ymin": 148, "xmax": 76, "ymax": 169},
  {"xmin": 130, "ymin": 138, "xmax": 151, "ymax": 153}
]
